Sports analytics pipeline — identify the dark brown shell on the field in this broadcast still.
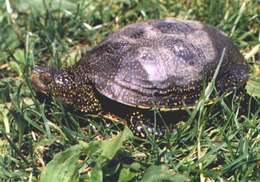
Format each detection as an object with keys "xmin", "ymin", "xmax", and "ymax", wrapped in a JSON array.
[{"xmin": 73, "ymin": 19, "xmax": 248, "ymax": 110}]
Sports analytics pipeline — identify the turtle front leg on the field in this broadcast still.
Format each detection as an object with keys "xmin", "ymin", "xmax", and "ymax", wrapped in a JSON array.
[
  {"xmin": 101, "ymin": 111, "xmax": 165, "ymax": 138},
  {"xmin": 127, "ymin": 111, "xmax": 165, "ymax": 138},
  {"xmin": 98, "ymin": 97, "xmax": 167, "ymax": 138}
]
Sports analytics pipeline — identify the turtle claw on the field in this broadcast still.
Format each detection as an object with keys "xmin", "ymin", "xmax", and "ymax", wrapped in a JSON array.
[{"xmin": 128, "ymin": 111, "xmax": 165, "ymax": 138}]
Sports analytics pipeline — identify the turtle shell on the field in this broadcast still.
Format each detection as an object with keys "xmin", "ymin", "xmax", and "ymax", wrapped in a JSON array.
[{"xmin": 74, "ymin": 19, "xmax": 248, "ymax": 110}]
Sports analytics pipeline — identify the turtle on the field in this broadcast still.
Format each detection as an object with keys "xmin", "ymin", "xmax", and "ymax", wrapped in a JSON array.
[{"xmin": 31, "ymin": 18, "xmax": 249, "ymax": 137}]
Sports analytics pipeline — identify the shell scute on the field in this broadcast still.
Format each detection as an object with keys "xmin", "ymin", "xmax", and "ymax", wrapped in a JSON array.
[{"xmin": 151, "ymin": 20, "xmax": 195, "ymax": 34}]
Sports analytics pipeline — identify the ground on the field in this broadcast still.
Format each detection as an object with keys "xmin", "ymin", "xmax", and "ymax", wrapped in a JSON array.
[{"xmin": 0, "ymin": 0, "xmax": 260, "ymax": 181}]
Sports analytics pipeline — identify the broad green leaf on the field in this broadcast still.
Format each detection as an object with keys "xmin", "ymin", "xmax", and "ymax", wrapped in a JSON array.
[
  {"xmin": 8, "ymin": 49, "xmax": 26, "ymax": 77},
  {"xmin": 118, "ymin": 167, "xmax": 137, "ymax": 182},
  {"xmin": 246, "ymin": 77, "xmax": 260, "ymax": 98},
  {"xmin": 246, "ymin": 64, "xmax": 260, "ymax": 98},
  {"xmin": 118, "ymin": 162, "xmax": 141, "ymax": 182},
  {"xmin": 0, "ymin": 52, "xmax": 9, "ymax": 63},
  {"xmin": 89, "ymin": 127, "xmax": 133, "ymax": 181},
  {"xmin": 13, "ymin": 49, "xmax": 25, "ymax": 65},
  {"xmin": 40, "ymin": 143, "xmax": 88, "ymax": 182},
  {"xmin": 0, "ymin": 24, "xmax": 20, "ymax": 51},
  {"xmin": 89, "ymin": 163, "xmax": 103, "ymax": 182},
  {"xmin": 98, "ymin": 127, "xmax": 133, "ymax": 164},
  {"xmin": 141, "ymin": 165, "xmax": 189, "ymax": 182},
  {"xmin": 9, "ymin": 61, "xmax": 22, "ymax": 76}
]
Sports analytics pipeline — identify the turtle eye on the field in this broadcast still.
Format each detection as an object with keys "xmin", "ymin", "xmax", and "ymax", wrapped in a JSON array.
[
  {"xmin": 51, "ymin": 71, "xmax": 75, "ymax": 100},
  {"xmin": 54, "ymin": 71, "xmax": 71, "ymax": 87},
  {"xmin": 54, "ymin": 74, "xmax": 65, "ymax": 86}
]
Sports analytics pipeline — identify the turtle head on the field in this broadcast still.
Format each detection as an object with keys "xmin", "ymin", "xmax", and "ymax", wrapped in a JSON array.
[
  {"xmin": 32, "ymin": 65, "xmax": 102, "ymax": 113},
  {"xmin": 31, "ymin": 66, "xmax": 75, "ymax": 101}
]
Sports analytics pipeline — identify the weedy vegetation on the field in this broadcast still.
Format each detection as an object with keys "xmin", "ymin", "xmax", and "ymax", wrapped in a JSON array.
[{"xmin": 0, "ymin": 0, "xmax": 260, "ymax": 181}]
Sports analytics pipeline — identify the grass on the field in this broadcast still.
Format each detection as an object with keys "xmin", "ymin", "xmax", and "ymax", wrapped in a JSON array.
[{"xmin": 0, "ymin": 0, "xmax": 260, "ymax": 181}]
